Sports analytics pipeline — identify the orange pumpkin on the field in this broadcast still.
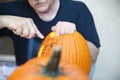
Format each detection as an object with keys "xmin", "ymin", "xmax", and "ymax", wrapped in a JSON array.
[
  {"xmin": 38, "ymin": 31, "xmax": 91, "ymax": 74},
  {"xmin": 7, "ymin": 47, "xmax": 90, "ymax": 80}
]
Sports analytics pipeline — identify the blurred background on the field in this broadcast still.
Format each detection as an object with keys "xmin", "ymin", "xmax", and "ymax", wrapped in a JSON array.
[
  {"xmin": 0, "ymin": 0, "xmax": 120, "ymax": 80},
  {"xmin": 79, "ymin": 0, "xmax": 120, "ymax": 80}
]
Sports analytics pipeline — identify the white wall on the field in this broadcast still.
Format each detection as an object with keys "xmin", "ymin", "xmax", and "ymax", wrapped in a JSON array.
[{"xmin": 77, "ymin": 0, "xmax": 120, "ymax": 80}]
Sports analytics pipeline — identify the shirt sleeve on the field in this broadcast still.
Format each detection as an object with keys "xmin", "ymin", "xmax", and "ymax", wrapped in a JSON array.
[
  {"xmin": 0, "ymin": 3, "xmax": 4, "ymax": 37},
  {"xmin": 76, "ymin": 2, "xmax": 101, "ymax": 48},
  {"xmin": 0, "ymin": 2, "xmax": 15, "ymax": 37}
]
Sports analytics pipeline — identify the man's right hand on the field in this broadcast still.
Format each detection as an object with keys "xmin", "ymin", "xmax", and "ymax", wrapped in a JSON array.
[{"xmin": 0, "ymin": 15, "xmax": 44, "ymax": 39}]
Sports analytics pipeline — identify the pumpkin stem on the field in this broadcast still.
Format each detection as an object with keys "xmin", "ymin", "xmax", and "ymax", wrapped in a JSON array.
[{"xmin": 43, "ymin": 46, "xmax": 62, "ymax": 77}]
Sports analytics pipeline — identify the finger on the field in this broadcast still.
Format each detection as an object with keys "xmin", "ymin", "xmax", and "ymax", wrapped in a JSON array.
[
  {"xmin": 26, "ymin": 20, "xmax": 36, "ymax": 38},
  {"xmin": 32, "ymin": 23, "xmax": 44, "ymax": 39},
  {"xmin": 69, "ymin": 27, "xmax": 74, "ymax": 34},
  {"xmin": 36, "ymin": 29, "xmax": 44, "ymax": 39},
  {"xmin": 21, "ymin": 25, "xmax": 30, "ymax": 38},
  {"xmin": 60, "ymin": 24, "xmax": 65, "ymax": 35},
  {"xmin": 70, "ymin": 25, "xmax": 76, "ymax": 34},
  {"xmin": 56, "ymin": 22, "xmax": 62, "ymax": 36},
  {"xmin": 65, "ymin": 26, "xmax": 70, "ymax": 34},
  {"xmin": 27, "ymin": 26, "xmax": 36, "ymax": 39},
  {"xmin": 29, "ymin": 18, "xmax": 44, "ymax": 39},
  {"xmin": 13, "ymin": 26, "xmax": 23, "ymax": 36},
  {"xmin": 51, "ymin": 26, "xmax": 56, "ymax": 32},
  {"xmin": 21, "ymin": 19, "xmax": 34, "ymax": 38}
]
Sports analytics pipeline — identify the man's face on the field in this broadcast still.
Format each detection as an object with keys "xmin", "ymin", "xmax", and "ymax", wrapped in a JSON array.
[{"xmin": 28, "ymin": 0, "xmax": 54, "ymax": 13}]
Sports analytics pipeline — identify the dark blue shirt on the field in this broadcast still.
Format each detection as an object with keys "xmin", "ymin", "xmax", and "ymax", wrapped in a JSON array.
[{"xmin": 0, "ymin": 0, "xmax": 100, "ymax": 65}]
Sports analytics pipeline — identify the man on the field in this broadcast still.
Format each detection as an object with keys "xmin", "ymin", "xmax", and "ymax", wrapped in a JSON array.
[{"xmin": 0, "ymin": 0, "xmax": 100, "ymax": 69}]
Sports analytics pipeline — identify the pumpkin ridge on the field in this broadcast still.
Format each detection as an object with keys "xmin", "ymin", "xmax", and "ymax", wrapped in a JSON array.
[
  {"xmin": 72, "ymin": 35, "xmax": 78, "ymax": 64},
  {"xmin": 38, "ymin": 31, "xmax": 91, "ymax": 75}
]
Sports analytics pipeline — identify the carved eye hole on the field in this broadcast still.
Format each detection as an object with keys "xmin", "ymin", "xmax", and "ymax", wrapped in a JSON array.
[{"xmin": 41, "ymin": 38, "xmax": 58, "ymax": 56}]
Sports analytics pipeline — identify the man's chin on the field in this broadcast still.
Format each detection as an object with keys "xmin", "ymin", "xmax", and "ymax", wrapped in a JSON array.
[
  {"xmin": 36, "ymin": 9, "xmax": 48, "ymax": 13},
  {"xmin": 35, "ymin": 6, "xmax": 49, "ymax": 13}
]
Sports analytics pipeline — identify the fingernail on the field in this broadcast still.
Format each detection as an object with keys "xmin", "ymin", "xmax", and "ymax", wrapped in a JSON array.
[
  {"xmin": 41, "ymin": 35, "xmax": 44, "ymax": 39},
  {"xmin": 56, "ymin": 33, "xmax": 59, "ymax": 36}
]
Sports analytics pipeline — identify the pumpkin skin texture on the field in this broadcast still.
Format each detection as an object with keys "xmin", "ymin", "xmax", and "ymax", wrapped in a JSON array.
[
  {"xmin": 38, "ymin": 31, "xmax": 91, "ymax": 74},
  {"xmin": 7, "ymin": 47, "xmax": 90, "ymax": 80}
]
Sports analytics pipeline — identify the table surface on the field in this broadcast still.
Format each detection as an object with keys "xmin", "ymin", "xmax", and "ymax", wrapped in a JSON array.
[{"xmin": 0, "ymin": 61, "xmax": 16, "ymax": 80}]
